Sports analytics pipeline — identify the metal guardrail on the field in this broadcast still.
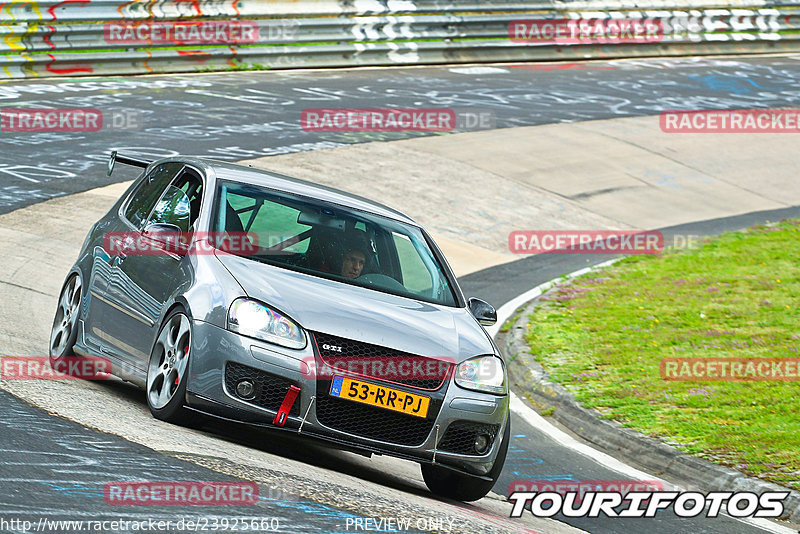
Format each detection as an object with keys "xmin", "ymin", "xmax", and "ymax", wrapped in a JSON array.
[{"xmin": 2, "ymin": 1, "xmax": 800, "ymax": 79}]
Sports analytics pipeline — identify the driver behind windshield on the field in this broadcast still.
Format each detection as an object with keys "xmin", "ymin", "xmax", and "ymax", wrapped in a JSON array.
[{"xmin": 340, "ymin": 237, "xmax": 369, "ymax": 279}]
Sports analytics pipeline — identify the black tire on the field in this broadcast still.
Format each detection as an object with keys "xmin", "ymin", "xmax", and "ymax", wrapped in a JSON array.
[
  {"xmin": 146, "ymin": 308, "xmax": 195, "ymax": 425},
  {"xmin": 49, "ymin": 274, "xmax": 82, "ymax": 368},
  {"xmin": 422, "ymin": 414, "xmax": 511, "ymax": 502}
]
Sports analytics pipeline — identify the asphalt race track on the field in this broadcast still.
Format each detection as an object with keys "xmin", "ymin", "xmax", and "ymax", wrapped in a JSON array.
[
  {"xmin": 2, "ymin": 55, "xmax": 800, "ymax": 215},
  {"xmin": 2, "ymin": 56, "xmax": 800, "ymax": 533},
  {"xmin": 0, "ymin": 388, "xmax": 380, "ymax": 533}
]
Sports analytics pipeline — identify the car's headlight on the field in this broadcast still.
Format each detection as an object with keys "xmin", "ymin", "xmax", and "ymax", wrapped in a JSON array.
[
  {"xmin": 227, "ymin": 298, "xmax": 306, "ymax": 349},
  {"xmin": 455, "ymin": 355, "xmax": 507, "ymax": 395}
]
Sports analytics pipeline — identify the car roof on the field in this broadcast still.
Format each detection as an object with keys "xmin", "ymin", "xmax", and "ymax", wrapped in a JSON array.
[{"xmin": 176, "ymin": 157, "xmax": 418, "ymax": 226}]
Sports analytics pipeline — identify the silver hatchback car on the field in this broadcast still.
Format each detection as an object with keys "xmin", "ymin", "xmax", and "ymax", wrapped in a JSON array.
[{"xmin": 50, "ymin": 153, "xmax": 510, "ymax": 501}]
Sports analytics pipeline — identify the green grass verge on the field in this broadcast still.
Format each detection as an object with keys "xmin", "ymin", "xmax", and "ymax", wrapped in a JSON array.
[
  {"xmin": 500, "ymin": 307, "xmax": 524, "ymax": 334},
  {"xmin": 524, "ymin": 220, "xmax": 800, "ymax": 490}
]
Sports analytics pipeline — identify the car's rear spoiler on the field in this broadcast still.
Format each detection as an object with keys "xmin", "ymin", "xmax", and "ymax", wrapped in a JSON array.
[{"xmin": 107, "ymin": 150, "xmax": 154, "ymax": 176}]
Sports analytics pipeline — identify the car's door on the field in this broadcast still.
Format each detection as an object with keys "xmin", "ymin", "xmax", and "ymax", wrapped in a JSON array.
[
  {"xmin": 85, "ymin": 162, "xmax": 182, "ymax": 358},
  {"xmin": 91, "ymin": 162, "xmax": 185, "ymax": 370},
  {"xmin": 103, "ymin": 167, "xmax": 204, "ymax": 370}
]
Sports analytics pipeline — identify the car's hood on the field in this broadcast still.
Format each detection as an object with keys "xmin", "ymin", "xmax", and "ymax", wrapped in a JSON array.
[{"xmin": 215, "ymin": 253, "xmax": 493, "ymax": 362}]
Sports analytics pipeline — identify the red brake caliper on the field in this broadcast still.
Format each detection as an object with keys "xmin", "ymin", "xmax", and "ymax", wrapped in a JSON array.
[{"xmin": 273, "ymin": 385, "xmax": 301, "ymax": 427}]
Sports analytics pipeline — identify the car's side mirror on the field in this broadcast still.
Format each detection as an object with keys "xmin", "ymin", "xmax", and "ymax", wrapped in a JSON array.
[
  {"xmin": 143, "ymin": 222, "xmax": 188, "ymax": 255},
  {"xmin": 468, "ymin": 297, "xmax": 497, "ymax": 326},
  {"xmin": 144, "ymin": 222, "xmax": 182, "ymax": 235}
]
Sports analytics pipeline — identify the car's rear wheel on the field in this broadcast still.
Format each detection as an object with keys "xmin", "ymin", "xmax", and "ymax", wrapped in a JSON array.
[
  {"xmin": 49, "ymin": 274, "xmax": 82, "ymax": 365},
  {"xmin": 422, "ymin": 414, "xmax": 510, "ymax": 502},
  {"xmin": 146, "ymin": 308, "xmax": 194, "ymax": 425}
]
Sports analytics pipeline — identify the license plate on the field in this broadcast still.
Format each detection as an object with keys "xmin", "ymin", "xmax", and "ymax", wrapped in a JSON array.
[{"xmin": 329, "ymin": 375, "xmax": 430, "ymax": 418}]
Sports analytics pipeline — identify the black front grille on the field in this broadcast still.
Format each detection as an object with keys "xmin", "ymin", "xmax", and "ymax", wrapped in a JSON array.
[
  {"xmin": 315, "ymin": 384, "xmax": 439, "ymax": 446},
  {"xmin": 224, "ymin": 362, "xmax": 300, "ymax": 416},
  {"xmin": 312, "ymin": 331, "xmax": 451, "ymax": 390},
  {"xmin": 438, "ymin": 421, "xmax": 500, "ymax": 455}
]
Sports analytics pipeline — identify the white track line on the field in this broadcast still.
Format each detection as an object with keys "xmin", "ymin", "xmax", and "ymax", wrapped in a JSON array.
[
  {"xmin": 509, "ymin": 392, "xmax": 670, "ymax": 486},
  {"xmin": 495, "ymin": 260, "xmax": 794, "ymax": 534}
]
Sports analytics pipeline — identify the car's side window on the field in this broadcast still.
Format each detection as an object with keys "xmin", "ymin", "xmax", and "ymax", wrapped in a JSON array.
[
  {"xmin": 123, "ymin": 163, "xmax": 184, "ymax": 228},
  {"xmin": 147, "ymin": 185, "xmax": 192, "ymax": 232}
]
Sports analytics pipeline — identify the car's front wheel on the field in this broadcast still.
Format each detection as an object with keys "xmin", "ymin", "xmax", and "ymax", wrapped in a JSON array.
[
  {"xmin": 146, "ymin": 308, "xmax": 194, "ymax": 425},
  {"xmin": 422, "ymin": 414, "xmax": 510, "ymax": 502},
  {"xmin": 49, "ymin": 274, "xmax": 82, "ymax": 365}
]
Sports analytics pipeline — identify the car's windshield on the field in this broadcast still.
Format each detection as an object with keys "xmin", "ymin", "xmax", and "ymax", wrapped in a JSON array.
[{"xmin": 211, "ymin": 181, "xmax": 458, "ymax": 307}]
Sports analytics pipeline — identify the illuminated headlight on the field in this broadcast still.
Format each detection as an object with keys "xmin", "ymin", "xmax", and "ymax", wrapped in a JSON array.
[
  {"xmin": 228, "ymin": 299, "xmax": 306, "ymax": 349},
  {"xmin": 455, "ymin": 355, "xmax": 507, "ymax": 395}
]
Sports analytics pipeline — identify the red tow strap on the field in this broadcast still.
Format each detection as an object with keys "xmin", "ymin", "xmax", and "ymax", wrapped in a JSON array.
[{"xmin": 273, "ymin": 385, "xmax": 301, "ymax": 427}]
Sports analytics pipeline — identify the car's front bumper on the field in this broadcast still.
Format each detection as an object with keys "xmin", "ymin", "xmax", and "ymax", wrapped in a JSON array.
[{"xmin": 185, "ymin": 320, "xmax": 509, "ymax": 477}]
